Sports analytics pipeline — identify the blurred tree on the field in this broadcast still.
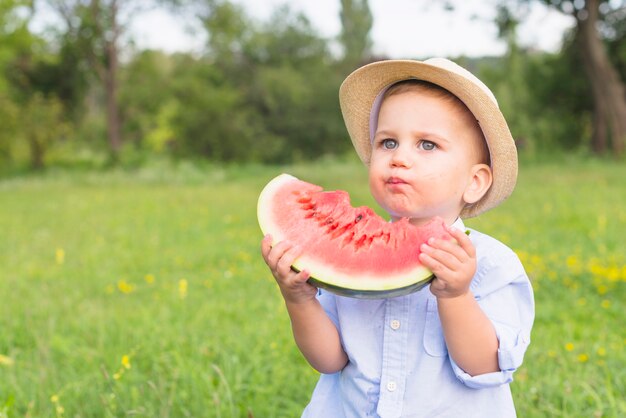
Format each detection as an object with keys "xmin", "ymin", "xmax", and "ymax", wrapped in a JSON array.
[
  {"xmin": 174, "ymin": 0, "xmax": 347, "ymax": 163},
  {"xmin": 45, "ymin": 0, "xmax": 178, "ymax": 160},
  {"xmin": 0, "ymin": 0, "xmax": 32, "ymax": 93},
  {"xmin": 50, "ymin": 0, "xmax": 128, "ymax": 159},
  {"xmin": 244, "ymin": 7, "xmax": 347, "ymax": 161},
  {"xmin": 119, "ymin": 50, "xmax": 176, "ymax": 150},
  {"xmin": 0, "ymin": 0, "xmax": 69, "ymax": 168},
  {"xmin": 21, "ymin": 94, "xmax": 68, "ymax": 169},
  {"xmin": 0, "ymin": 0, "xmax": 31, "ymax": 162},
  {"xmin": 167, "ymin": 55, "xmax": 261, "ymax": 161},
  {"xmin": 604, "ymin": 6, "xmax": 626, "ymax": 78},
  {"xmin": 339, "ymin": 0, "xmax": 373, "ymax": 71},
  {"xmin": 499, "ymin": 0, "xmax": 626, "ymax": 156},
  {"xmin": 201, "ymin": 0, "xmax": 250, "ymax": 72},
  {"xmin": 491, "ymin": 5, "xmax": 534, "ymax": 149}
]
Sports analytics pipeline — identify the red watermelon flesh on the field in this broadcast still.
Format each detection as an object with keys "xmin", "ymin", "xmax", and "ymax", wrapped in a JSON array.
[{"xmin": 257, "ymin": 173, "xmax": 452, "ymax": 298}]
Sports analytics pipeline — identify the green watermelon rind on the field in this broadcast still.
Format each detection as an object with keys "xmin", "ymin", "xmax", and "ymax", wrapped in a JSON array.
[
  {"xmin": 291, "ymin": 254, "xmax": 435, "ymax": 299},
  {"xmin": 306, "ymin": 273, "xmax": 434, "ymax": 299},
  {"xmin": 258, "ymin": 173, "xmax": 437, "ymax": 299}
]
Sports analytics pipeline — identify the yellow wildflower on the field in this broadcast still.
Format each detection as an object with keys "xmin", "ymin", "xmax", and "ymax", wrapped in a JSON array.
[
  {"xmin": 565, "ymin": 343, "xmax": 574, "ymax": 352},
  {"xmin": 577, "ymin": 354, "xmax": 589, "ymax": 363},
  {"xmin": 144, "ymin": 274, "xmax": 155, "ymax": 284},
  {"xmin": 607, "ymin": 267, "xmax": 620, "ymax": 282},
  {"xmin": 597, "ymin": 347, "xmax": 606, "ymax": 357},
  {"xmin": 601, "ymin": 300, "xmax": 611, "ymax": 309},
  {"xmin": 0, "ymin": 354, "xmax": 14, "ymax": 366},
  {"xmin": 117, "ymin": 280, "xmax": 134, "ymax": 294},
  {"xmin": 179, "ymin": 279, "xmax": 188, "ymax": 299},
  {"xmin": 565, "ymin": 255, "xmax": 579, "ymax": 267},
  {"xmin": 51, "ymin": 394, "xmax": 64, "ymax": 417},
  {"xmin": 589, "ymin": 262, "xmax": 605, "ymax": 277},
  {"xmin": 121, "ymin": 355, "xmax": 131, "ymax": 369},
  {"xmin": 55, "ymin": 248, "xmax": 65, "ymax": 265}
]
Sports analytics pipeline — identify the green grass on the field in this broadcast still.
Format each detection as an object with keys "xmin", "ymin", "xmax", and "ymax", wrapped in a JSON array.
[{"xmin": 0, "ymin": 157, "xmax": 625, "ymax": 417}]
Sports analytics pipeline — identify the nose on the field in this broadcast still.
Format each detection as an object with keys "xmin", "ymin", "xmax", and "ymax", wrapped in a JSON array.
[{"xmin": 389, "ymin": 146, "xmax": 411, "ymax": 168}]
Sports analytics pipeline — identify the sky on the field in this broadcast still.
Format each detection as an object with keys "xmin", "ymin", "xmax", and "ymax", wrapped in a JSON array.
[{"xmin": 131, "ymin": 0, "xmax": 576, "ymax": 58}]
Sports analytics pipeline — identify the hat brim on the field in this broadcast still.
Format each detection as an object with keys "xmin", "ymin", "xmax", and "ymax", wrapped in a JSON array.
[{"xmin": 339, "ymin": 60, "xmax": 518, "ymax": 218}]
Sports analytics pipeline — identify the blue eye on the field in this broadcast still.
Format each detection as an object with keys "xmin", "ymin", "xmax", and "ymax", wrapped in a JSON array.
[
  {"xmin": 381, "ymin": 139, "xmax": 397, "ymax": 149},
  {"xmin": 419, "ymin": 140, "xmax": 436, "ymax": 151}
]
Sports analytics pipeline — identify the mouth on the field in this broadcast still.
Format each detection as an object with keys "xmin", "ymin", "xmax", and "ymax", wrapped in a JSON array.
[{"xmin": 387, "ymin": 177, "xmax": 408, "ymax": 185}]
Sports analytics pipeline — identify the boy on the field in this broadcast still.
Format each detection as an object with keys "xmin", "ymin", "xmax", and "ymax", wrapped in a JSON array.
[{"xmin": 261, "ymin": 58, "xmax": 534, "ymax": 417}]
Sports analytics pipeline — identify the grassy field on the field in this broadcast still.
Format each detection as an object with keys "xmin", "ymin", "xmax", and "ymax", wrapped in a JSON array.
[{"xmin": 0, "ymin": 157, "xmax": 625, "ymax": 417}]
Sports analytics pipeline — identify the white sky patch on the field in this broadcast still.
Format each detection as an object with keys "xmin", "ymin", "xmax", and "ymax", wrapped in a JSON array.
[{"xmin": 31, "ymin": 0, "xmax": 576, "ymax": 58}]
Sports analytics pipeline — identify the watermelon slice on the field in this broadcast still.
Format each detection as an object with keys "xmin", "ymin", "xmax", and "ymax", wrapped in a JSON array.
[{"xmin": 257, "ymin": 174, "xmax": 452, "ymax": 299}]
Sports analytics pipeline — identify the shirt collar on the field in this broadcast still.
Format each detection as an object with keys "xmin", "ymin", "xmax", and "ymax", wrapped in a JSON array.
[{"xmin": 451, "ymin": 217, "xmax": 466, "ymax": 231}]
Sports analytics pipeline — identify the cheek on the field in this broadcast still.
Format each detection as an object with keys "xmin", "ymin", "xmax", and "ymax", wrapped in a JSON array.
[
  {"xmin": 367, "ymin": 170, "xmax": 378, "ymax": 194},
  {"xmin": 367, "ymin": 168, "xmax": 385, "ymax": 203}
]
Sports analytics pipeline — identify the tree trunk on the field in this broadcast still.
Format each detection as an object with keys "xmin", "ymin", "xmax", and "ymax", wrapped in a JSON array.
[
  {"xmin": 104, "ymin": 42, "xmax": 122, "ymax": 157},
  {"xmin": 576, "ymin": 0, "xmax": 626, "ymax": 156},
  {"xmin": 29, "ymin": 135, "xmax": 44, "ymax": 170},
  {"xmin": 104, "ymin": 0, "xmax": 122, "ymax": 158}
]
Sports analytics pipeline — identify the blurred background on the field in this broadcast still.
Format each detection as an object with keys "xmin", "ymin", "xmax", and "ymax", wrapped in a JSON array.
[
  {"xmin": 1, "ymin": 0, "xmax": 625, "ymax": 172},
  {"xmin": 2, "ymin": 2, "xmax": 626, "ymax": 417}
]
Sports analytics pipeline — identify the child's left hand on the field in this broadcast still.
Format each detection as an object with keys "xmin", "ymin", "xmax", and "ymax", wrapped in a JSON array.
[{"xmin": 419, "ymin": 226, "xmax": 476, "ymax": 299}]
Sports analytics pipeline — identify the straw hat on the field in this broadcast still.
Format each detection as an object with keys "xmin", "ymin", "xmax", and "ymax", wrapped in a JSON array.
[{"xmin": 339, "ymin": 58, "xmax": 518, "ymax": 218}]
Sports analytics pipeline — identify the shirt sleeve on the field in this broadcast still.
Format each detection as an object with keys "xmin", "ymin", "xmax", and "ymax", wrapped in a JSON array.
[{"xmin": 450, "ymin": 239, "xmax": 535, "ymax": 389}]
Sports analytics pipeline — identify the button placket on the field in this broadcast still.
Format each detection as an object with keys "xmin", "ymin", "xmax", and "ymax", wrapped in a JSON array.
[{"xmin": 377, "ymin": 296, "xmax": 410, "ymax": 417}]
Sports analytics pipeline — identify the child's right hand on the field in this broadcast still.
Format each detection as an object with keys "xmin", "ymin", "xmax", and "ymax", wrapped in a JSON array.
[{"xmin": 260, "ymin": 235, "xmax": 318, "ymax": 304}]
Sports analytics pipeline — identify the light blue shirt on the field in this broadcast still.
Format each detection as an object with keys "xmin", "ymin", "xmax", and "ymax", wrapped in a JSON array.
[{"xmin": 302, "ymin": 220, "xmax": 535, "ymax": 418}]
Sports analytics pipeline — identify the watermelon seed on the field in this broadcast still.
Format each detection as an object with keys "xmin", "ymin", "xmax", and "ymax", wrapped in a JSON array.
[{"xmin": 355, "ymin": 214, "xmax": 363, "ymax": 223}]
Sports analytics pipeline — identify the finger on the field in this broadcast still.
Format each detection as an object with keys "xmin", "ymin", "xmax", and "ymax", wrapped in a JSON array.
[
  {"xmin": 265, "ymin": 240, "xmax": 293, "ymax": 269},
  {"xmin": 425, "ymin": 238, "xmax": 467, "ymax": 265},
  {"xmin": 260, "ymin": 234, "xmax": 273, "ymax": 259},
  {"xmin": 276, "ymin": 244, "xmax": 304, "ymax": 276},
  {"xmin": 447, "ymin": 226, "xmax": 476, "ymax": 258},
  {"xmin": 294, "ymin": 268, "xmax": 311, "ymax": 284},
  {"xmin": 419, "ymin": 251, "xmax": 451, "ymax": 278},
  {"xmin": 420, "ymin": 242, "xmax": 460, "ymax": 271},
  {"xmin": 425, "ymin": 228, "xmax": 473, "ymax": 263}
]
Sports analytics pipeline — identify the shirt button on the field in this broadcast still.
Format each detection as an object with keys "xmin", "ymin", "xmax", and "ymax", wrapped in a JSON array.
[
  {"xmin": 387, "ymin": 381, "xmax": 397, "ymax": 392},
  {"xmin": 390, "ymin": 319, "xmax": 400, "ymax": 330}
]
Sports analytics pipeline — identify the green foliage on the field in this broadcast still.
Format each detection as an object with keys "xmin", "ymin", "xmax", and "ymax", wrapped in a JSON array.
[
  {"xmin": 114, "ymin": 3, "xmax": 347, "ymax": 164},
  {"xmin": 1, "ymin": 0, "xmax": 626, "ymax": 169},
  {"xmin": 119, "ymin": 50, "xmax": 176, "ymax": 148},
  {"xmin": 477, "ymin": 40, "xmax": 595, "ymax": 156},
  {"xmin": 339, "ymin": 0, "xmax": 373, "ymax": 69},
  {"xmin": 20, "ymin": 93, "xmax": 69, "ymax": 169},
  {"xmin": 0, "ymin": 0, "xmax": 32, "ymax": 94},
  {"xmin": 169, "ymin": 61, "xmax": 260, "ymax": 161},
  {"xmin": 0, "ymin": 159, "xmax": 625, "ymax": 417}
]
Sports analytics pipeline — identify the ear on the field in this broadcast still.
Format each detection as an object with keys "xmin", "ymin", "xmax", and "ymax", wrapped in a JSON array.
[{"xmin": 463, "ymin": 164, "xmax": 493, "ymax": 205}]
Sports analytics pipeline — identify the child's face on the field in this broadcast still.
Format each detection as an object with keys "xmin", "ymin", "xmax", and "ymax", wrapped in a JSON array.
[{"xmin": 368, "ymin": 90, "xmax": 492, "ymax": 226}]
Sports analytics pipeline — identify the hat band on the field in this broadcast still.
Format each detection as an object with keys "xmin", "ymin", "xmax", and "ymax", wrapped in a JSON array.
[{"xmin": 369, "ymin": 84, "xmax": 393, "ymax": 145}]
